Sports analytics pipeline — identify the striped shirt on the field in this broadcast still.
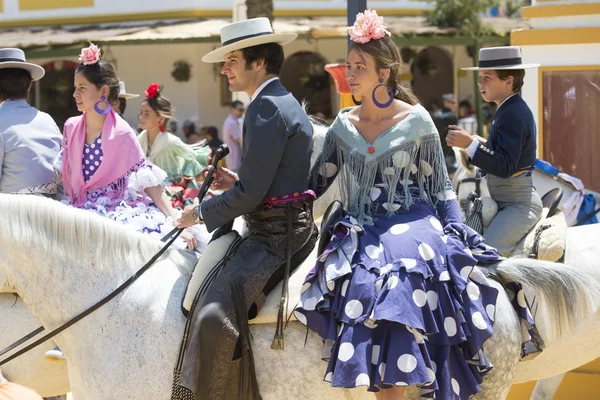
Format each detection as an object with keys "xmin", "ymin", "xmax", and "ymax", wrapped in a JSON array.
[{"xmin": 222, "ymin": 113, "xmax": 243, "ymax": 172}]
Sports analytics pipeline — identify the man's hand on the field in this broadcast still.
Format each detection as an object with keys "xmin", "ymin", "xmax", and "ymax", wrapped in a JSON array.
[
  {"xmin": 446, "ymin": 125, "xmax": 474, "ymax": 149},
  {"xmin": 177, "ymin": 198, "xmax": 201, "ymax": 229},
  {"xmin": 203, "ymin": 165, "xmax": 238, "ymax": 191}
]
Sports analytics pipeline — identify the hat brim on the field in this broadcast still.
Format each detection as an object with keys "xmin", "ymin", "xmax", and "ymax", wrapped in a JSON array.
[
  {"xmin": 202, "ymin": 33, "xmax": 298, "ymax": 63},
  {"xmin": 119, "ymin": 93, "xmax": 140, "ymax": 99},
  {"xmin": 462, "ymin": 63, "xmax": 540, "ymax": 71},
  {"xmin": 0, "ymin": 61, "xmax": 45, "ymax": 81}
]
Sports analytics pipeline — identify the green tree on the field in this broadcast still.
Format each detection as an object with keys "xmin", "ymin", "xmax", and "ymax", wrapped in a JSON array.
[
  {"xmin": 246, "ymin": 0, "xmax": 274, "ymax": 22},
  {"xmin": 423, "ymin": 0, "xmax": 499, "ymax": 36},
  {"xmin": 505, "ymin": 0, "xmax": 527, "ymax": 18}
]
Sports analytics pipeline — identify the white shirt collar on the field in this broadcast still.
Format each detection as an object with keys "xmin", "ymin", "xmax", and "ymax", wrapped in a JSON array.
[
  {"xmin": 498, "ymin": 93, "xmax": 518, "ymax": 110},
  {"xmin": 251, "ymin": 77, "xmax": 279, "ymax": 103}
]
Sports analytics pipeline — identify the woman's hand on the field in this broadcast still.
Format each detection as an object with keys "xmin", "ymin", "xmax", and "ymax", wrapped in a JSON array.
[{"xmin": 179, "ymin": 229, "xmax": 198, "ymax": 250}]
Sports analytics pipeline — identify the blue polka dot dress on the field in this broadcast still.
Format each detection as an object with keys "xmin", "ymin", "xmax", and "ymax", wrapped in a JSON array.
[
  {"xmin": 57, "ymin": 134, "xmax": 211, "ymax": 250},
  {"xmin": 294, "ymin": 107, "xmax": 535, "ymax": 399},
  {"xmin": 82, "ymin": 135, "xmax": 104, "ymax": 182}
]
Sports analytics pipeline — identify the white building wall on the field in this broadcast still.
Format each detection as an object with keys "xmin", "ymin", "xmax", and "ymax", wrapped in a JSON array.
[
  {"xmin": 0, "ymin": 0, "xmax": 429, "ymax": 23},
  {"xmin": 520, "ymin": 44, "xmax": 600, "ymax": 130},
  {"xmin": 30, "ymin": 39, "xmax": 476, "ymax": 135}
]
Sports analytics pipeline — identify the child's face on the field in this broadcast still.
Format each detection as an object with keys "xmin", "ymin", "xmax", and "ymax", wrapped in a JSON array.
[
  {"xmin": 138, "ymin": 102, "xmax": 164, "ymax": 132},
  {"xmin": 477, "ymin": 70, "xmax": 514, "ymax": 104}
]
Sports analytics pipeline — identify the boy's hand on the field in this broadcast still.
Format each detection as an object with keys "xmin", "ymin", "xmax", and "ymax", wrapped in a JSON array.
[{"xmin": 446, "ymin": 125, "xmax": 474, "ymax": 149}]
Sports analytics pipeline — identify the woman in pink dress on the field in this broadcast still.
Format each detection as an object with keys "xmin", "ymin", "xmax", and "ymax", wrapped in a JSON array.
[{"xmin": 58, "ymin": 43, "xmax": 206, "ymax": 251}]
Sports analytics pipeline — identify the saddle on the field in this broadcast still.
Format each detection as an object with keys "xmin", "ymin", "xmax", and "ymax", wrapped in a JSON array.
[
  {"xmin": 181, "ymin": 201, "xmax": 344, "ymax": 324},
  {"xmin": 463, "ymin": 186, "xmax": 567, "ymax": 261}
]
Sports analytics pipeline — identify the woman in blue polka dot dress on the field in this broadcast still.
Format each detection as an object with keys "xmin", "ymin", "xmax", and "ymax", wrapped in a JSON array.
[{"xmin": 293, "ymin": 11, "xmax": 533, "ymax": 400}]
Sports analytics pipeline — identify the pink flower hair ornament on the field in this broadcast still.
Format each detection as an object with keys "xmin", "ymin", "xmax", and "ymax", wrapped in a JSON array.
[
  {"xmin": 79, "ymin": 43, "xmax": 102, "ymax": 65},
  {"xmin": 348, "ymin": 9, "xmax": 391, "ymax": 44}
]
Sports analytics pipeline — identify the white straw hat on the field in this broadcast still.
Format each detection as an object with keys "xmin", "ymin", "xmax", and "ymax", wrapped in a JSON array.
[
  {"xmin": 202, "ymin": 18, "xmax": 297, "ymax": 63},
  {"xmin": 0, "ymin": 48, "xmax": 45, "ymax": 81},
  {"xmin": 118, "ymin": 81, "xmax": 139, "ymax": 99},
  {"xmin": 462, "ymin": 46, "xmax": 539, "ymax": 71}
]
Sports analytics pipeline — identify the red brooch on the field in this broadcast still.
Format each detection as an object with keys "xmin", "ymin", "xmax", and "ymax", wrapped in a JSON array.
[{"xmin": 368, "ymin": 146, "xmax": 375, "ymax": 154}]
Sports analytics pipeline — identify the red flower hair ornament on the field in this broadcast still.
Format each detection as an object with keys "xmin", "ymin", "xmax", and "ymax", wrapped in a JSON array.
[{"xmin": 145, "ymin": 83, "xmax": 163, "ymax": 99}]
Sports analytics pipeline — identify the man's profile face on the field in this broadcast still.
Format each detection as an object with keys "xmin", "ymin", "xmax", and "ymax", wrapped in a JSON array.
[{"xmin": 221, "ymin": 51, "xmax": 252, "ymax": 93}]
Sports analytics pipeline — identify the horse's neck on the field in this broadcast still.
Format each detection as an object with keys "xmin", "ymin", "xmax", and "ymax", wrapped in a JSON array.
[
  {"xmin": 0, "ymin": 196, "xmax": 195, "ymax": 330},
  {"xmin": 5, "ymin": 242, "xmax": 183, "ymax": 330}
]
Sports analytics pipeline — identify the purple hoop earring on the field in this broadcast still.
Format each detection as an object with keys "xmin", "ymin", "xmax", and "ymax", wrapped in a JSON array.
[
  {"xmin": 372, "ymin": 78, "xmax": 394, "ymax": 108},
  {"xmin": 352, "ymin": 95, "xmax": 362, "ymax": 105},
  {"xmin": 94, "ymin": 95, "xmax": 111, "ymax": 115}
]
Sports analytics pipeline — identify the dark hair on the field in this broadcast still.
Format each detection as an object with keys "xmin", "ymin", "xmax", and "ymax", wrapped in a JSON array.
[
  {"xmin": 458, "ymin": 100, "xmax": 472, "ymax": 109},
  {"xmin": 231, "ymin": 100, "xmax": 244, "ymax": 109},
  {"xmin": 0, "ymin": 68, "xmax": 32, "ymax": 100},
  {"xmin": 496, "ymin": 69, "xmax": 525, "ymax": 93},
  {"xmin": 242, "ymin": 43, "xmax": 284, "ymax": 76},
  {"xmin": 144, "ymin": 93, "xmax": 174, "ymax": 131},
  {"xmin": 117, "ymin": 98, "xmax": 127, "ymax": 115},
  {"xmin": 75, "ymin": 60, "xmax": 120, "ymax": 103},
  {"xmin": 349, "ymin": 36, "xmax": 419, "ymax": 106},
  {"xmin": 202, "ymin": 126, "xmax": 219, "ymax": 139},
  {"xmin": 183, "ymin": 120, "xmax": 197, "ymax": 136}
]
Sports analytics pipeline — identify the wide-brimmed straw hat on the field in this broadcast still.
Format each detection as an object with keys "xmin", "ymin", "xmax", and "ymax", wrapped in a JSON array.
[
  {"xmin": 462, "ymin": 46, "xmax": 539, "ymax": 71},
  {"xmin": 0, "ymin": 48, "xmax": 45, "ymax": 81},
  {"xmin": 202, "ymin": 18, "xmax": 297, "ymax": 63},
  {"xmin": 118, "ymin": 81, "xmax": 139, "ymax": 99}
]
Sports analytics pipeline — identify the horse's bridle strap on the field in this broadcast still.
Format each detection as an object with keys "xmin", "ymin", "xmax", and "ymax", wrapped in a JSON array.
[{"xmin": 0, "ymin": 229, "xmax": 183, "ymax": 367}]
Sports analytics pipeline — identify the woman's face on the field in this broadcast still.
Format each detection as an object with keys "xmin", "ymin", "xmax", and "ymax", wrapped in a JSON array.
[
  {"xmin": 73, "ymin": 72, "xmax": 108, "ymax": 113},
  {"xmin": 138, "ymin": 101, "xmax": 164, "ymax": 132},
  {"xmin": 346, "ymin": 49, "xmax": 383, "ymax": 99}
]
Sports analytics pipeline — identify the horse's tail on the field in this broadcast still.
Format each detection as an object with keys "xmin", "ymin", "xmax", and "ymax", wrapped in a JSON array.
[{"xmin": 494, "ymin": 258, "xmax": 600, "ymax": 340}]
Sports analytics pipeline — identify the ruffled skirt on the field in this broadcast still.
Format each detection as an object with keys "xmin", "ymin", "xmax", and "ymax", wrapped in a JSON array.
[
  {"xmin": 68, "ymin": 161, "xmax": 211, "ymax": 252},
  {"xmin": 294, "ymin": 202, "xmax": 505, "ymax": 399}
]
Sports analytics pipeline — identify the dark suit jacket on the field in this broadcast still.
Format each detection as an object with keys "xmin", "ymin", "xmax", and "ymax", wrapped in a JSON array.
[
  {"xmin": 471, "ymin": 94, "xmax": 537, "ymax": 178},
  {"xmin": 200, "ymin": 79, "xmax": 313, "ymax": 232}
]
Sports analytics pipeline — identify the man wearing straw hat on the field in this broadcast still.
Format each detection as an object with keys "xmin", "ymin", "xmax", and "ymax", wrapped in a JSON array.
[
  {"xmin": 0, "ymin": 48, "xmax": 61, "ymax": 196},
  {"xmin": 111, "ymin": 81, "xmax": 140, "ymax": 131},
  {"xmin": 112, "ymin": 80, "xmax": 139, "ymax": 116},
  {"xmin": 176, "ymin": 17, "xmax": 316, "ymax": 400},
  {"xmin": 446, "ymin": 46, "xmax": 543, "ymax": 257}
]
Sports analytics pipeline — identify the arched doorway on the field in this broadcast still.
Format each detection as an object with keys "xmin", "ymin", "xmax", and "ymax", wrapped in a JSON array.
[
  {"xmin": 410, "ymin": 47, "xmax": 454, "ymax": 112},
  {"xmin": 280, "ymin": 51, "xmax": 332, "ymax": 118},
  {"xmin": 29, "ymin": 60, "xmax": 79, "ymax": 132}
]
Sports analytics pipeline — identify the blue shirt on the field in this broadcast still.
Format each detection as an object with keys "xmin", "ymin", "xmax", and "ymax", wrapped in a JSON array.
[{"xmin": 0, "ymin": 99, "xmax": 62, "ymax": 193}]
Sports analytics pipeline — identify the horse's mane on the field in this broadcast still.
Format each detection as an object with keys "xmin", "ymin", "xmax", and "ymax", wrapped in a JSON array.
[{"xmin": 0, "ymin": 194, "xmax": 193, "ymax": 274}]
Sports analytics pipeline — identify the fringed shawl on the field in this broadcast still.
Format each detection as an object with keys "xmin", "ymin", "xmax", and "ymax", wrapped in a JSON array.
[{"xmin": 312, "ymin": 105, "xmax": 453, "ymax": 224}]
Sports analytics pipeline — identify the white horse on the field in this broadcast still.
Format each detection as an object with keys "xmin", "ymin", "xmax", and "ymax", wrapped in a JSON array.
[
  {"xmin": 2, "ymin": 192, "xmax": 600, "ymax": 400},
  {"xmin": 452, "ymin": 147, "xmax": 600, "ymax": 226},
  {"xmin": 452, "ymin": 147, "xmax": 600, "ymax": 398}
]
